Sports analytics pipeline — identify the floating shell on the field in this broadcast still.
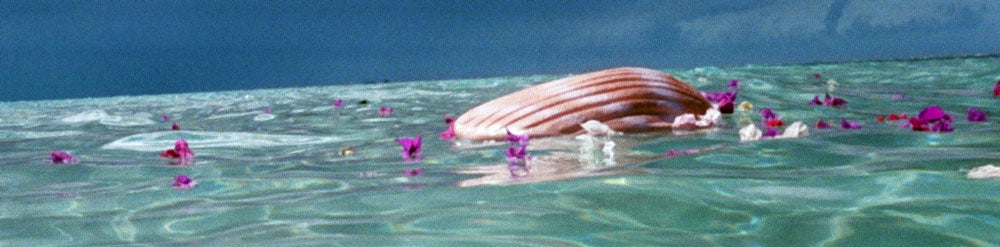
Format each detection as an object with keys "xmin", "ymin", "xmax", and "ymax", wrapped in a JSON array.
[{"xmin": 454, "ymin": 67, "xmax": 711, "ymax": 141}]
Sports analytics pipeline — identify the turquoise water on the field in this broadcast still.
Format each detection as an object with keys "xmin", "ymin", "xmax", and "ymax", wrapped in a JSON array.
[{"xmin": 2, "ymin": 56, "xmax": 1000, "ymax": 246}]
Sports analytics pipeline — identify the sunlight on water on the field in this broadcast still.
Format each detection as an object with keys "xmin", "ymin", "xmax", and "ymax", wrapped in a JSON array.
[{"xmin": 1, "ymin": 56, "xmax": 1000, "ymax": 245}]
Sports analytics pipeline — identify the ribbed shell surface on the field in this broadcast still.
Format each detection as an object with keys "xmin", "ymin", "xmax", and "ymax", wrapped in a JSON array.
[{"xmin": 454, "ymin": 67, "xmax": 711, "ymax": 141}]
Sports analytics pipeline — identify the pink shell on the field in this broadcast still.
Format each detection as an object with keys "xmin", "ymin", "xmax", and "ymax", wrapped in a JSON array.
[{"xmin": 454, "ymin": 67, "xmax": 711, "ymax": 141}]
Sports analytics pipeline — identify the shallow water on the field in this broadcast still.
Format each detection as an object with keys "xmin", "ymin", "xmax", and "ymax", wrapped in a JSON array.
[{"xmin": 2, "ymin": 56, "xmax": 1000, "ymax": 246}]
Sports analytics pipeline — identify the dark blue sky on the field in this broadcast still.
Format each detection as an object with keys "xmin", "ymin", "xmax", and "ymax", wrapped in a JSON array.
[{"xmin": 2, "ymin": 0, "xmax": 998, "ymax": 101}]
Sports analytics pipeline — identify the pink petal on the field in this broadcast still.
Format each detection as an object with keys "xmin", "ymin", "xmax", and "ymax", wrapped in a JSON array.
[
  {"xmin": 918, "ymin": 106, "xmax": 948, "ymax": 122},
  {"xmin": 333, "ymin": 99, "xmax": 343, "ymax": 107},
  {"xmin": 440, "ymin": 123, "xmax": 456, "ymax": 141},
  {"xmin": 404, "ymin": 167, "xmax": 423, "ymax": 177},
  {"xmin": 379, "ymin": 107, "xmax": 393, "ymax": 116}
]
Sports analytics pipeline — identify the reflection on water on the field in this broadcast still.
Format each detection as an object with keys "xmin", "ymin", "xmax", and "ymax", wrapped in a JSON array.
[{"xmin": 2, "ymin": 56, "xmax": 1000, "ymax": 245}]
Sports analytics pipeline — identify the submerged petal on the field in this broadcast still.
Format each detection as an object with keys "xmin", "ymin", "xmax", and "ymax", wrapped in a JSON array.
[
  {"xmin": 841, "ymin": 119, "xmax": 861, "ymax": 129},
  {"xmin": 815, "ymin": 119, "xmax": 831, "ymax": 129},
  {"xmin": 171, "ymin": 175, "xmax": 196, "ymax": 190},
  {"xmin": 404, "ymin": 167, "xmax": 424, "ymax": 177},
  {"xmin": 379, "ymin": 107, "xmax": 393, "ymax": 116},
  {"xmin": 967, "ymin": 107, "xmax": 987, "ymax": 122},
  {"xmin": 759, "ymin": 108, "xmax": 778, "ymax": 120},
  {"xmin": 809, "ymin": 95, "xmax": 822, "ymax": 105},
  {"xmin": 49, "ymin": 151, "xmax": 78, "ymax": 164}
]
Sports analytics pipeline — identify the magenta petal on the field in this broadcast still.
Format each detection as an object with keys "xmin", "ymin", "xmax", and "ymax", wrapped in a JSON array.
[
  {"xmin": 505, "ymin": 129, "xmax": 530, "ymax": 146},
  {"xmin": 49, "ymin": 151, "xmax": 78, "ymax": 164},
  {"xmin": 841, "ymin": 118, "xmax": 861, "ymax": 129},
  {"xmin": 161, "ymin": 115, "xmax": 171, "ymax": 122},
  {"xmin": 918, "ymin": 106, "xmax": 948, "ymax": 122},
  {"xmin": 174, "ymin": 139, "xmax": 194, "ymax": 159},
  {"xmin": 404, "ymin": 167, "xmax": 424, "ymax": 177},
  {"xmin": 718, "ymin": 97, "xmax": 734, "ymax": 114},
  {"xmin": 443, "ymin": 114, "xmax": 455, "ymax": 124},
  {"xmin": 762, "ymin": 128, "xmax": 781, "ymax": 137},
  {"xmin": 829, "ymin": 97, "xmax": 847, "ymax": 107},
  {"xmin": 333, "ymin": 99, "xmax": 343, "ymax": 107},
  {"xmin": 171, "ymin": 123, "xmax": 180, "ymax": 131},
  {"xmin": 263, "ymin": 108, "xmax": 272, "ymax": 114},
  {"xmin": 759, "ymin": 108, "xmax": 778, "ymax": 120},
  {"xmin": 809, "ymin": 96, "xmax": 822, "ymax": 105},
  {"xmin": 967, "ymin": 107, "xmax": 987, "ymax": 122},
  {"xmin": 396, "ymin": 135, "xmax": 423, "ymax": 162},
  {"xmin": 727, "ymin": 79, "xmax": 740, "ymax": 91},
  {"xmin": 931, "ymin": 120, "xmax": 954, "ymax": 132},
  {"xmin": 506, "ymin": 145, "xmax": 527, "ymax": 161},
  {"xmin": 172, "ymin": 175, "xmax": 195, "ymax": 190},
  {"xmin": 440, "ymin": 123, "xmax": 456, "ymax": 141},
  {"xmin": 891, "ymin": 94, "xmax": 904, "ymax": 100}
]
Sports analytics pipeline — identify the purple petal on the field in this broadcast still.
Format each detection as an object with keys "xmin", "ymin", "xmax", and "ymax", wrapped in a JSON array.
[
  {"xmin": 172, "ymin": 175, "xmax": 195, "ymax": 190},
  {"xmin": 759, "ymin": 108, "xmax": 778, "ymax": 120},
  {"xmin": 762, "ymin": 128, "xmax": 781, "ymax": 137},
  {"xmin": 505, "ymin": 129, "xmax": 530, "ymax": 146},
  {"xmin": 931, "ymin": 120, "xmax": 954, "ymax": 132},
  {"xmin": 809, "ymin": 95, "xmax": 822, "ymax": 105},
  {"xmin": 891, "ymin": 94, "xmax": 904, "ymax": 100},
  {"xmin": 161, "ymin": 115, "xmax": 171, "ymax": 122},
  {"xmin": 333, "ymin": 99, "xmax": 343, "ymax": 107},
  {"xmin": 263, "ymin": 108, "xmax": 272, "ymax": 114},
  {"xmin": 717, "ymin": 97, "xmax": 734, "ymax": 114},
  {"xmin": 506, "ymin": 145, "xmax": 527, "ymax": 161},
  {"xmin": 49, "ymin": 151, "xmax": 78, "ymax": 164},
  {"xmin": 918, "ymin": 106, "xmax": 948, "ymax": 122},
  {"xmin": 967, "ymin": 107, "xmax": 987, "ymax": 122},
  {"xmin": 727, "ymin": 79, "xmax": 740, "ymax": 91},
  {"xmin": 841, "ymin": 118, "xmax": 861, "ymax": 129}
]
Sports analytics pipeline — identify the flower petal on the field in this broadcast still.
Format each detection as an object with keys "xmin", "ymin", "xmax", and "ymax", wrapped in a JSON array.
[{"xmin": 967, "ymin": 107, "xmax": 988, "ymax": 122}]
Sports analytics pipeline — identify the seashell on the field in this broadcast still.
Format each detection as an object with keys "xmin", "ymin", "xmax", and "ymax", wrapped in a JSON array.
[{"xmin": 455, "ymin": 67, "xmax": 711, "ymax": 141}]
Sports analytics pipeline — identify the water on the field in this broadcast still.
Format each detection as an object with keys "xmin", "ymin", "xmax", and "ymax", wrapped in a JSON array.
[{"xmin": 2, "ymin": 56, "xmax": 1000, "ymax": 246}]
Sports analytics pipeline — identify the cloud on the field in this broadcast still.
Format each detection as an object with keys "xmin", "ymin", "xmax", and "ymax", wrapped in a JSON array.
[
  {"xmin": 675, "ymin": 0, "xmax": 834, "ymax": 45},
  {"xmin": 835, "ymin": 0, "xmax": 995, "ymax": 34}
]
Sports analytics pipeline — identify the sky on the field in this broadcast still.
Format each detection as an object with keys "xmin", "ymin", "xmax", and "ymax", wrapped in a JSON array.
[{"xmin": 1, "ymin": 0, "xmax": 998, "ymax": 101}]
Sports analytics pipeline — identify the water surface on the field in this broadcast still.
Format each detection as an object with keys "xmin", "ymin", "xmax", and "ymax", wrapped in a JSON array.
[{"xmin": 2, "ymin": 56, "xmax": 1000, "ymax": 246}]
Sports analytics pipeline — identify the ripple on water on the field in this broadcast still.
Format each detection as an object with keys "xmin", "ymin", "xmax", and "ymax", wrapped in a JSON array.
[{"xmin": 101, "ymin": 131, "xmax": 347, "ymax": 152}]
